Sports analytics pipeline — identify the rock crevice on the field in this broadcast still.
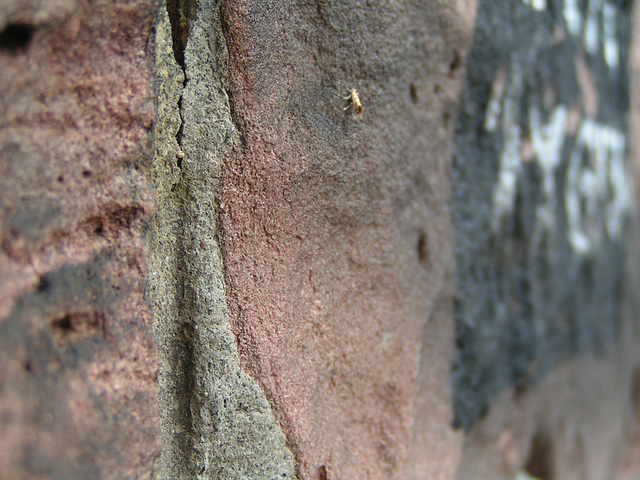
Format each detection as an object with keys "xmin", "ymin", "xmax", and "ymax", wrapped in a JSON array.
[{"xmin": 148, "ymin": 2, "xmax": 297, "ymax": 478}]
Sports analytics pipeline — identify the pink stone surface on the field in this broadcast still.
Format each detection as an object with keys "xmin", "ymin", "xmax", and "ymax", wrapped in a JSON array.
[
  {"xmin": 219, "ymin": 2, "xmax": 474, "ymax": 478},
  {"xmin": 0, "ymin": 1, "xmax": 161, "ymax": 478}
]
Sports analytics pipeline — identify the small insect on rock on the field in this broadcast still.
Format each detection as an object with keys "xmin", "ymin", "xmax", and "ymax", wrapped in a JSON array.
[{"xmin": 344, "ymin": 88, "xmax": 363, "ymax": 116}]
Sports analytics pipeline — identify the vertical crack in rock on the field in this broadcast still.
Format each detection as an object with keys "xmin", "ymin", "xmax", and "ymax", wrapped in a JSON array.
[
  {"xmin": 166, "ymin": 0, "xmax": 196, "ymax": 151},
  {"xmin": 149, "ymin": 6, "xmax": 194, "ymax": 477},
  {"xmin": 149, "ymin": 2, "xmax": 298, "ymax": 479},
  {"xmin": 166, "ymin": 0, "xmax": 192, "ymax": 70}
]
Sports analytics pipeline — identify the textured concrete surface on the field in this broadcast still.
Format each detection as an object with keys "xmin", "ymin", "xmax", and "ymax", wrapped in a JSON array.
[
  {"xmin": 0, "ymin": 1, "xmax": 161, "ymax": 479},
  {"xmin": 219, "ymin": 1, "xmax": 475, "ymax": 479}
]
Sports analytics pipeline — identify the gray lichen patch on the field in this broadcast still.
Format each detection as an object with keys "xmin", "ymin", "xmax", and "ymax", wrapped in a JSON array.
[{"xmin": 148, "ymin": 2, "xmax": 297, "ymax": 479}]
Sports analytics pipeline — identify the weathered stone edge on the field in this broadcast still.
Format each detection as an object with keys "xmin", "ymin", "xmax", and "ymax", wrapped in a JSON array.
[{"xmin": 148, "ymin": 2, "xmax": 298, "ymax": 479}]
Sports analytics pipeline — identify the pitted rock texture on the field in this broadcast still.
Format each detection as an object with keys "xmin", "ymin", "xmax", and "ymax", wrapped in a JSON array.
[
  {"xmin": 0, "ymin": 1, "xmax": 160, "ymax": 479},
  {"xmin": 219, "ymin": 1, "xmax": 475, "ymax": 479}
]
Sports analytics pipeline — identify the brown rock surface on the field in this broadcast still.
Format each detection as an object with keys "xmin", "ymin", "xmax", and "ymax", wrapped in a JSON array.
[
  {"xmin": 0, "ymin": 1, "xmax": 160, "ymax": 479},
  {"xmin": 4, "ymin": 0, "xmax": 639, "ymax": 479},
  {"xmin": 219, "ymin": 1, "xmax": 475, "ymax": 478}
]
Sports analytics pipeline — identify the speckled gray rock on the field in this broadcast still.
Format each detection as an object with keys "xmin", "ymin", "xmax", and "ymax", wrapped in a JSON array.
[{"xmin": 148, "ymin": 3, "xmax": 296, "ymax": 479}]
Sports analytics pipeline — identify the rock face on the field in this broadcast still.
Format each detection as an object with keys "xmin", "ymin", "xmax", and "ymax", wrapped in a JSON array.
[
  {"xmin": 2, "ymin": 0, "xmax": 640, "ymax": 479},
  {"xmin": 148, "ymin": 4, "xmax": 298, "ymax": 478},
  {"xmin": 0, "ymin": 1, "xmax": 161, "ymax": 479},
  {"xmin": 452, "ymin": 0, "xmax": 632, "ymax": 429},
  {"xmin": 150, "ymin": 0, "xmax": 475, "ymax": 478},
  {"xmin": 219, "ymin": 1, "xmax": 474, "ymax": 479}
]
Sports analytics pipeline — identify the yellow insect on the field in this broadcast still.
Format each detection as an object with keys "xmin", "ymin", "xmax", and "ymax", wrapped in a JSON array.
[{"xmin": 344, "ymin": 88, "xmax": 363, "ymax": 116}]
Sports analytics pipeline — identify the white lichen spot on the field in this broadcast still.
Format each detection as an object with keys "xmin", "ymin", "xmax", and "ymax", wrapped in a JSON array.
[
  {"xmin": 522, "ymin": 0, "xmax": 547, "ymax": 12},
  {"xmin": 529, "ymin": 105, "xmax": 568, "ymax": 231},
  {"xmin": 485, "ymin": 66, "xmax": 507, "ymax": 132},
  {"xmin": 601, "ymin": 125, "xmax": 628, "ymax": 238},
  {"xmin": 485, "ymin": 97, "xmax": 502, "ymax": 132},
  {"xmin": 583, "ymin": 0, "xmax": 603, "ymax": 55},
  {"xmin": 602, "ymin": 2, "xmax": 619, "ymax": 69},
  {"xmin": 564, "ymin": 0, "xmax": 582, "ymax": 36},
  {"xmin": 564, "ymin": 0, "xmax": 620, "ymax": 71},
  {"xmin": 607, "ymin": 143, "xmax": 630, "ymax": 238},
  {"xmin": 491, "ymin": 120, "xmax": 522, "ymax": 232},
  {"xmin": 491, "ymin": 77, "xmax": 523, "ymax": 232},
  {"xmin": 565, "ymin": 118, "xmax": 627, "ymax": 253}
]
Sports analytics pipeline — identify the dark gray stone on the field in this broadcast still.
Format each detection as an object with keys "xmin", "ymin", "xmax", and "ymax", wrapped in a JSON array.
[{"xmin": 451, "ymin": 0, "xmax": 633, "ymax": 429}]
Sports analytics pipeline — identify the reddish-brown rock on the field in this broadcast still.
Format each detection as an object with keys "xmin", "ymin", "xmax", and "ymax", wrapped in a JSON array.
[
  {"xmin": 0, "ymin": 1, "xmax": 160, "ymax": 478},
  {"xmin": 3, "ymin": 0, "xmax": 640, "ymax": 479},
  {"xmin": 219, "ymin": 1, "xmax": 475, "ymax": 478}
]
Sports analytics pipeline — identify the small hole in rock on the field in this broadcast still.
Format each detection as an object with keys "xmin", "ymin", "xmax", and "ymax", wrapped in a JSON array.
[
  {"xmin": 24, "ymin": 358, "xmax": 35, "ymax": 373},
  {"xmin": 318, "ymin": 465, "xmax": 327, "ymax": 480},
  {"xmin": 82, "ymin": 170, "xmax": 92, "ymax": 178},
  {"xmin": 37, "ymin": 275, "xmax": 50, "ymax": 292},
  {"xmin": 416, "ymin": 232, "xmax": 429, "ymax": 267},
  {"xmin": 51, "ymin": 311, "xmax": 106, "ymax": 342},
  {"xmin": 513, "ymin": 379, "xmax": 528, "ymax": 401},
  {"xmin": 52, "ymin": 315, "xmax": 73, "ymax": 333},
  {"xmin": 409, "ymin": 84, "xmax": 419, "ymax": 103},
  {"xmin": 0, "ymin": 23, "xmax": 34, "ymax": 52},
  {"xmin": 524, "ymin": 429, "xmax": 554, "ymax": 480},
  {"xmin": 449, "ymin": 49, "xmax": 461, "ymax": 77}
]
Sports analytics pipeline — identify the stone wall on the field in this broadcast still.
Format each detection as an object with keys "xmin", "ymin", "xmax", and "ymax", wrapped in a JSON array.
[
  {"xmin": 0, "ymin": 1, "xmax": 161, "ymax": 478},
  {"xmin": 0, "ymin": 1, "xmax": 638, "ymax": 479}
]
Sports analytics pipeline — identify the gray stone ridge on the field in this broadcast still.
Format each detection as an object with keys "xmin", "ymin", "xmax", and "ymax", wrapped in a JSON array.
[
  {"xmin": 451, "ymin": 0, "xmax": 632, "ymax": 429},
  {"xmin": 148, "ymin": 1, "xmax": 297, "ymax": 478}
]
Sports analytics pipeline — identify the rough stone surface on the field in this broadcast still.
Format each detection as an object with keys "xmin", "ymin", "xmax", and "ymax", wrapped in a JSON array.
[
  {"xmin": 219, "ymin": 1, "xmax": 475, "ymax": 479},
  {"xmin": 4, "ymin": 0, "xmax": 640, "ymax": 479},
  {"xmin": 452, "ymin": 0, "xmax": 633, "ymax": 429},
  {"xmin": 0, "ymin": 0, "xmax": 477, "ymax": 478},
  {"xmin": 147, "ymin": 3, "xmax": 297, "ymax": 479},
  {"xmin": 0, "ymin": 1, "xmax": 161, "ymax": 479},
  {"xmin": 452, "ymin": 1, "xmax": 640, "ymax": 480}
]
